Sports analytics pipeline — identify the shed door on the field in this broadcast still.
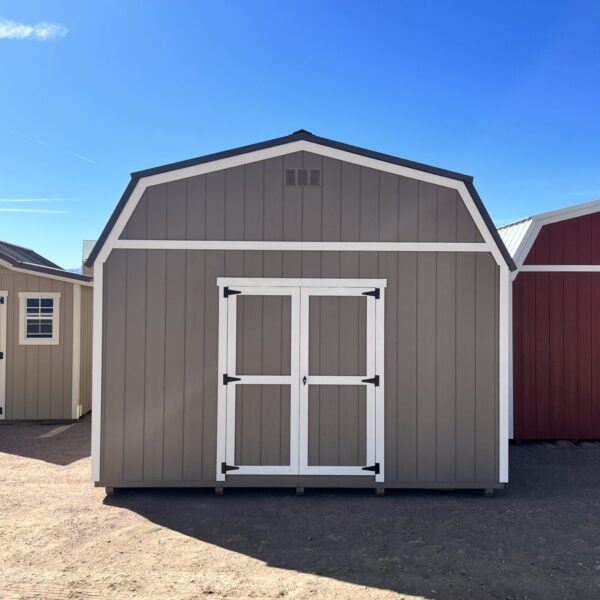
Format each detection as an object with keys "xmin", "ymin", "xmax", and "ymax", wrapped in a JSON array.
[{"xmin": 216, "ymin": 279, "xmax": 385, "ymax": 482}]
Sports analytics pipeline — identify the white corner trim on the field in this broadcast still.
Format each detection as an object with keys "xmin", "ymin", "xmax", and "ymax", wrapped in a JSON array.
[
  {"xmin": 18, "ymin": 291, "xmax": 61, "ymax": 346},
  {"xmin": 499, "ymin": 265, "xmax": 510, "ymax": 482},
  {"xmin": 71, "ymin": 284, "xmax": 81, "ymax": 419},
  {"xmin": 112, "ymin": 240, "xmax": 490, "ymax": 253},
  {"xmin": 0, "ymin": 291, "xmax": 7, "ymax": 420},
  {"xmin": 91, "ymin": 262, "xmax": 103, "ymax": 481},
  {"xmin": 520, "ymin": 264, "xmax": 600, "ymax": 272}
]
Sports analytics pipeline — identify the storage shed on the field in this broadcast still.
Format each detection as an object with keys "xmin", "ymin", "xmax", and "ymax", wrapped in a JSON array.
[
  {"xmin": 0, "ymin": 241, "xmax": 93, "ymax": 420},
  {"xmin": 86, "ymin": 130, "xmax": 515, "ymax": 493},
  {"xmin": 500, "ymin": 199, "xmax": 600, "ymax": 440}
]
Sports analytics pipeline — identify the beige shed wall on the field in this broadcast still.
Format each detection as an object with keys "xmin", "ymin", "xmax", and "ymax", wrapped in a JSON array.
[
  {"xmin": 0, "ymin": 268, "xmax": 74, "ymax": 420},
  {"xmin": 79, "ymin": 285, "xmax": 93, "ymax": 416},
  {"xmin": 121, "ymin": 152, "xmax": 484, "ymax": 244},
  {"xmin": 100, "ymin": 249, "xmax": 499, "ymax": 487}
]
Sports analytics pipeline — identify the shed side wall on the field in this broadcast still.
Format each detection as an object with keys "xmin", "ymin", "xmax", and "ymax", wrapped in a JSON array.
[
  {"xmin": 100, "ymin": 249, "xmax": 499, "ymax": 486},
  {"xmin": 0, "ymin": 268, "xmax": 73, "ymax": 420},
  {"xmin": 79, "ymin": 285, "xmax": 93, "ymax": 416},
  {"xmin": 120, "ymin": 152, "xmax": 484, "ymax": 244}
]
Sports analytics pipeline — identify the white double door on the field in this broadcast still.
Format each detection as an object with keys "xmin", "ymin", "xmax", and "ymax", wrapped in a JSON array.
[{"xmin": 216, "ymin": 278, "xmax": 385, "ymax": 482}]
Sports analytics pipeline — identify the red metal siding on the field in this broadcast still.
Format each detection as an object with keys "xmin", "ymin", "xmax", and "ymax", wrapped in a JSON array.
[{"xmin": 514, "ymin": 212, "xmax": 600, "ymax": 438}]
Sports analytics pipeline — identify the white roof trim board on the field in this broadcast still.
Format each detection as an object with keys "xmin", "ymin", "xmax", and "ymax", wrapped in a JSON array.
[{"xmin": 498, "ymin": 197, "xmax": 600, "ymax": 268}]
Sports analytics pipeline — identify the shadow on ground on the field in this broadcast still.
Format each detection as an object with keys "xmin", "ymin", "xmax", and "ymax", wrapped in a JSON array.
[
  {"xmin": 105, "ymin": 441, "xmax": 600, "ymax": 600},
  {"xmin": 0, "ymin": 414, "xmax": 90, "ymax": 465}
]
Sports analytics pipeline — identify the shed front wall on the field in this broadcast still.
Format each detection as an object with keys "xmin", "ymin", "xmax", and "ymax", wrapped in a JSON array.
[
  {"xmin": 0, "ymin": 268, "xmax": 73, "ymax": 420},
  {"xmin": 100, "ymin": 249, "xmax": 499, "ymax": 487}
]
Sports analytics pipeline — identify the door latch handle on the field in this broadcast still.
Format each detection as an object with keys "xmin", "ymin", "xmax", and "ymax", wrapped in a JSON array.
[{"xmin": 302, "ymin": 376, "xmax": 307, "ymax": 386}]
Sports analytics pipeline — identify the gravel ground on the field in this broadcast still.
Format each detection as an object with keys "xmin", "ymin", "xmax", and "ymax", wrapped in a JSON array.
[{"xmin": 1, "ymin": 415, "xmax": 600, "ymax": 599}]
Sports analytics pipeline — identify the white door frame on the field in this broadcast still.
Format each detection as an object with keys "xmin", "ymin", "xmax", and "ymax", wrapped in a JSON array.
[
  {"xmin": 0, "ymin": 291, "xmax": 7, "ymax": 419},
  {"xmin": 215, "ymin": 278, "xmax": 386, "ymax": 483}
]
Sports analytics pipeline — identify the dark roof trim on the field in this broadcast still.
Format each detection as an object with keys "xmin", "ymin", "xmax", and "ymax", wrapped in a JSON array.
[
  {"xmin": 0, "ymin": 253, "xmax": 92, "ymax": 283},
  {"xmin": 85, "ymin": 131, "xmax": 515, "ymax": 270}
]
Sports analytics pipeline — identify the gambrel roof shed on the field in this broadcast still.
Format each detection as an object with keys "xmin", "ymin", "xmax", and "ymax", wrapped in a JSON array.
[
  {"xmin": 499, "ymin": 198, "xmax": 600, "ymax": 440},
  {"xmin": 86, "ymin": 130, "xmax": 515, "ymax": 270},
  {"xmin": 91, "ymin": 131, "xmax": 513, "ymax": 494}
]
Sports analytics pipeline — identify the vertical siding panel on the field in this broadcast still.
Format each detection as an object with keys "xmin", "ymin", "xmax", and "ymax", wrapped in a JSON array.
[
  {"xmin": 513, "ymin": 276, "xmax": 523, "ymax": 437},
  {"xmin": 591, "ymin": 274, "xmax": 600, "ymax": 436},
  {"xmin": 397, "ymin": 177, "xmax": 419, "ymax": 241},
  {"xmin": 563, "ymin": 273, "xmax": 578, "ymax": 437},
  {"xmin": 183, "ymin": 250, "xmax": 205, "ymax": 479},
  {"xmin": 283, "ymin": 153, "xmax": 302, "ymax": 275},
  {"xmin": 146, "ymin": 184, "xmax": 167, "ymax": 240},
  {"xmin": 123, "ymin": 250, "xmax": 146, "ymax": 480},
  {"xmin": 521, "ymin": 274, "xmax": 537, "ymax": 437},
  {"xmin": 436, "ymin": 189, "xmax": 458, "ymax": 242},
  {"xmin": 548, "ymin": 222, "xmax": 564, "ymax": 264},
  {"xmin": 436, "ymin": 252, "xmax": 456, "ymax": 481},
  {"xmin": 360, "ymin": 167, "xmax": 379, "ymax": 242},
  {"xmin": 475, "ymin": 255, "xmax": 496, "ymax": 481},
  {"xmin": 322, "ymin": 158, "xmax": 341, "ymax": 242},
  {"xmin": 416, "ymin": 254, "xmax": 436, "ymax": 481},
  {"xmin": 456, "ymin": 198, "xmax": 481, "ymax": 242},
  {"xmin": 244, "ymin": 162, "xmax": 264, "ymax": 241},
  {"xmin": 417, "ymin": 182, "xmax": 438, "ymax": 242},
  {"xmin": 396, "ymin": 253, "xmax": 418, "ymax": 481},
  {"xmin": 225, "ymin": 166, "xmax": 245, "ymax": 241},
  {"xmin": 206, "ymin": 171, "xmax": 226, "ymax": 240},
  {"xmin": 124, "ymin": 189, "xmax": 148, "ymax": 239},
  {"xmin": 563, "ymin": 220, "xmax": 578, "ymax": 264},
  {"xmin": 340, "ymin": 162, "xmax": 360, "ymax": 276},
  {"xmin": 302, "ymin": 152, "xmax": 322, "ymax": 242},
  {"xmin": 143, "ymin": 249, "xmax": 166, "ymax": 481},
  {"xmin": 163, "ymin": 251, "xmax": 186, "ymax": 480},
  {"xmin": 577, "ymin": 273, "xmax": 592, "ymax": 437},
  {"xmin": 264, "ymin": 157, "xmax": 284, "ymax": 277},
  {"xmin": 9, "ymin": 272, "xmax": 25, "ymax": 419},
  {"xmin": 186, "ymin": 175, "xmax": 207, "ymax": 240},
  {"xmin": 548, "ymin": 273, "xmax": 564, "ymax": 438},
  {"xmin": 592, "ymin": 214, "xmax": 600, "ymax": 263},
  {"xmin": 166, "ymin": 180, "xmax": 187, "ymax": 239},
  {"xmin": 201, "ymin": 251, "xmax": 223, "ymax": 480},
  {"xmin": 455, "ymin": 254, "xmax": 476, "ymax": 481},
  {"xmin": 61, "ymin": 279, "xmax": 73, "ymax": 419},
  {"xmin": 379, "ymin": 174, "xmax": 399, "ymax": 480},
  {"xmin": 535, "ymin": 272, "xmax": 550, "ymax": 436},
  {"xmin": 102, "ymin": 252, "xmax": 126, "ymax": 481}
]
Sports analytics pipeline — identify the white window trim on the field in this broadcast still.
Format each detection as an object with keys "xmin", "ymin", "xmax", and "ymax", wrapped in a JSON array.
[{"xmin": 18, "ymin": 292, "xmax": 61, "ymax": 346}]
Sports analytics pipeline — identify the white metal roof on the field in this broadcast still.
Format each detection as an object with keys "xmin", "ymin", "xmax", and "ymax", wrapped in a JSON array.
[{"xmin": 497, "ymin": 197, "xmax": 600, "ymax": 268}]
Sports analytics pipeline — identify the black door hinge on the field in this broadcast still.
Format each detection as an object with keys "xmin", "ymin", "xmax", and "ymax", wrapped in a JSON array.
[
  {"xmin": 0, "ymin": 407, "xmax": 3, "ymax": 415},
  {"xmin": 223, "ymin": 374, "xmax": 241, "ymax": 385},
  {"xmin": 362, "ymin": 462, "xmax": 380, "ymax": 474},
  {"xmin": 221, "ymin": 462, "xmax": 239, "ymax": 474},
  {"xmin": 0, "ymin": 352, "xmax": 4, "ymax": 360},
  {"xmin": 362, "ymin": 375, "xmax": 380, "ymax": 386},
  {"xmin": 0, "ymin": 296, "xmax": 4, "ymax": 304},
  {"xmin": 224, "ymin": 287, "xmax": 242, "ymax": 298},
  {"xmin": 362, "ymin": 288, "xmax": 380, "ymax": 299}
]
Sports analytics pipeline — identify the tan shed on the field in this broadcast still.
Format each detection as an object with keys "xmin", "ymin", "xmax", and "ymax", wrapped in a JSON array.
[
  {"xmin": 0, "ymin": 241, "xmax": 93, "ymax": 420},
  {"xmin": 86, "ymin": 130, "xmax": 515, "ymax": 494}
]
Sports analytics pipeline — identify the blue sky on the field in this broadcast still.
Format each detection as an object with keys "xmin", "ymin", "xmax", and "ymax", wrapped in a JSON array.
[{"xmin": 1, "ymin": 1, "xmax": 599, "ymax": 267}]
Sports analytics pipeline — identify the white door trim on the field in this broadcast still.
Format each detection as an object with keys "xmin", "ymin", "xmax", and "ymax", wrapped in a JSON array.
[
  {"xmin": 215, "ymin": 278, "xmax": 386, "ymax": 482},
  {"xmin": 0, "ymin": 291, "xmax": 7, "ymax": 420}
]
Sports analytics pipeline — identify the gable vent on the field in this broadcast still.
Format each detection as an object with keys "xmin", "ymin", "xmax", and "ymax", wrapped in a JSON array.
[{"xmin": 285, "ymin": 168, "xmax": 321, "ymax": 187}]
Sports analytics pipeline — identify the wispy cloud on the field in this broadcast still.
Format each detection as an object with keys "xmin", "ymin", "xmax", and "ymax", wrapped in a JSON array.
[
  {"xmin": 0, "ymin": 197, "xmax": 66, "ymax": 203},
  {"xmin": 69, "ymin": 152, "xmax": 96, "ymax": 165},
  {"xmin": 0, "ymin": 19, "xmax": 67, "ymax": 41},
  {"xmin": 0, "ymin": 208, "xmax": 68, "ymax": 214}
]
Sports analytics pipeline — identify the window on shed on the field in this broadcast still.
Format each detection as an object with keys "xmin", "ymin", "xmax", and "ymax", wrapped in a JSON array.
[{"xmin": 19, "ymin": 292, "xmax": 61, "ymax": 345}]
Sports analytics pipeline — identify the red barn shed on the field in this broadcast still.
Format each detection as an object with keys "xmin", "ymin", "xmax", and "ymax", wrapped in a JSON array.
[{"xmin": 500, "ymin": 200, "xmax": 600, "ymax": 440}]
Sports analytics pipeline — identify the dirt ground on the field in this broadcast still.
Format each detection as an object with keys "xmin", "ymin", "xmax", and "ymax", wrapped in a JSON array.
[{"xmin": 1, "ymin": 417, "xmax": 599, "ymax": 600}]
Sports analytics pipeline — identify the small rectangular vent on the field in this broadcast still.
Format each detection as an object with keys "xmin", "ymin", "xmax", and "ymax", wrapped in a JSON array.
[
  {"xmin": 285, "ymin": 169, "xmax": 296, "ymax": 186},
  {"xmin": 297, "ymin": 169, "xmax": 308, "ymax": 186},
  {"xmin": 284, "ymin": 169, "xmax": 321, "ymax": 187}
]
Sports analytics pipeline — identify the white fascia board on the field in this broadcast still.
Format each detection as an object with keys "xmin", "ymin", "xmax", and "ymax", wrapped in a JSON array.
[
  {"xmin": 520, "ymin": 265, "xmax": 600, "ymax": 272},
  {"xmin": 96, "ymin": 139, "xmax": 503, "ymax": 268},
  {"xmin": 0, "ymin": 256, "xmax": 92, "ymax": 287}
]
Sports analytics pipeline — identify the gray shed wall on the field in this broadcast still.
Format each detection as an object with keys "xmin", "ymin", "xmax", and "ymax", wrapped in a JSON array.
[
  {"xmin": 79, "ymin": 285, "xmax": 93, "ymax": 416},
  {"xmin": 121, "ymin": 152, "xmax": 484, "ymax": 244},
  {"xmin": 0, "ymin": 268, "xmax": 74, "ymax": 420},
  {"xmin": 100, "ymin": 249, "xmax": 499, "ymax": 487}
]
